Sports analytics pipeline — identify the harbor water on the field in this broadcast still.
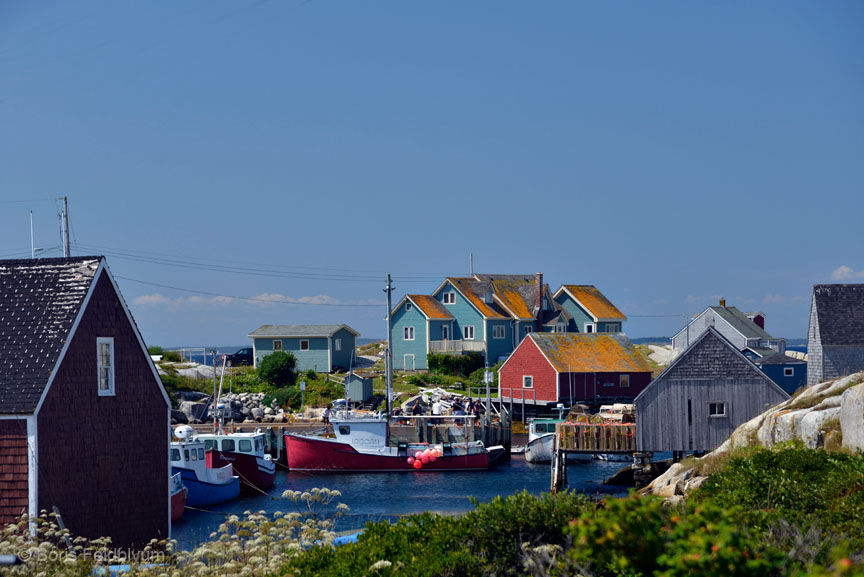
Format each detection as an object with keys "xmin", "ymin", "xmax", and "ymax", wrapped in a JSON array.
[{"xmin": 171, "ymin": 455, "xmax": 631, "ymax": 550}]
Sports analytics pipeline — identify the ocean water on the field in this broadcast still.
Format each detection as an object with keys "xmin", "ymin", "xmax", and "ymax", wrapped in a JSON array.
[{"xmin": 171, "ymin": 455, "xmax": 630, "ymax": 550}]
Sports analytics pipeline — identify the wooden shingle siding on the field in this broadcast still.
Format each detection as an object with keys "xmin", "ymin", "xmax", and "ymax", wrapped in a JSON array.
[
  {"xmin": 807, "ymin": 294, "xmax": 824, "ymax": 384},
  {"xmin": 636, "ymin": 329, "xmax": 789, "ymax": 452},
  {"xmin": 0, "ymin": 419, "xmax": 28, "ymax": 525},
  {"xmin": 36, "ymin": 274, "xmax": 168, "ymax": 547}
]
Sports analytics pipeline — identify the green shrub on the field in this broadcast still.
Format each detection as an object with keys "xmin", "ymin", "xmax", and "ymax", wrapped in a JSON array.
[
  {"xmin": 147, "ymin": 345, "xmax": 164, "ymax": 356},
  {"xmin": 427, "ymin": 352, "xmax": 484, "ymax": 376},
  {"xmin": 163, "ymin": 350, "xmax": 182, "ymax": 362},
  {"xmin": 306, "ymin": 369, "xmax": 318, "ymax": 381},
  {"xmin": 257, "ymin": 351, "xmax": 298, "ymax": 387},
  {"xmin": 262, "ymin": 387, "xmax": 301, "ymax": 410}
]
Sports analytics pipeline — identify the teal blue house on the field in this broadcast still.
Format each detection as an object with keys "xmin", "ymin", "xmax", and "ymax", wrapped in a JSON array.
[
  {"xmin": 391, "ymin": 273, "xmax": 574, "ymax": 371},
  {"xmin": 553, "ymin": 285, "xmax": 627, "ymax": 334},
  {"xmin": 248, "ymin": 324, "xmax": 359, "ymax": 373}
]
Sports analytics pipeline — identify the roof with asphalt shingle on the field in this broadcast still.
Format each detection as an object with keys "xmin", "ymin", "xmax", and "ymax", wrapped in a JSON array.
[
  {"xmin": 813, "ymin": 284, "xmax": 864, "ymax": 346},
  {"xmin": 407, "ymin": 295, "xmax": 453, "ymax": 319},
  {"xmin": 0, "ymin": 257, "xmax": 101, "ymax": 414},
  {"xmin": 711, "ymin": 306, "xmax": 773, "ymax": 339},
  {"xmin": 248, "ymin": 324, "xmax": 359, "ymax": 338},
  {"xmin": 557, "ymin": 285, "xmax": 627, "ymax": 321}
]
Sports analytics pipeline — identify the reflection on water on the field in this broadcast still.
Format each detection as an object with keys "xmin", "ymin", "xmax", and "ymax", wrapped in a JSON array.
[{"xmin": 172, "ymin": 455, "xmax": 630, "ymax": 550}]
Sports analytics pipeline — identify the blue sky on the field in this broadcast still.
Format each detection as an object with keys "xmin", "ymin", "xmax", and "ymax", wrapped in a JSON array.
[{"xmin": 1, "ymin": 1, "xmax": 862, "ymax": 346}]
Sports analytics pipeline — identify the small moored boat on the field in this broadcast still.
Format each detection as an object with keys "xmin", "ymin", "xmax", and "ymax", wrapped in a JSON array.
[
  {"xmin": 197, "ymin": 429, "xmax": 276, "ymax": 491},
  {"xmin": 524, "ymin": 418, "xmax": 591, "ymax": 464},
  {"xmin": 171, "ymin": 426, "xmax": 240, "ymax": 507}
]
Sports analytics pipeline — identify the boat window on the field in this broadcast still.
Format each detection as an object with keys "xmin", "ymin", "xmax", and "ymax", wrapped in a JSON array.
[
  {"xmin": 222, "ymin": 439, "xmax": 235, "ymax": 452},
  {"xmin": 198, "ymin": 448, "xmax": 205, "ymax": 460},
  {"xmin": 338, "ymin": 426, "xmax": 350, "ymax": 435},
  {"xmin": 171, "ymin": 449, "xmax": 181, "ymax": 462},
  {"xmin": 256, "ymin": 437, "xmax": 264, "ymax": 451},
  {"xmin": 188, "ymin": 449, "xmax": 195, "ymax": 461},
  {"xmin": 205, "ymin": 440, "xmax": 216, "ymax": 451},
  {"xmin": 239, "ymin": 440, "xmax": 253, "ymax": 452},
  {"xmin": 536, "ymin": 423, "xmax": 547, "ymax": 433}
]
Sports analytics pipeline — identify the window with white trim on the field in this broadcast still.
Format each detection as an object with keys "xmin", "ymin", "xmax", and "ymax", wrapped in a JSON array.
[
  {"xmin": 784, "ymin": 367, "xmax": 794, "ymax": 377},
  {"xmin": 97, "ymin": 337, "xmax": 115, "ymax": 396},
  {"xmin": 555, "ymin": 323, "xmax": 566, "ymax": 333},
  {"xmin": 524, "ymin": 326, "xmax": 533, "ymax": 335},
  {"xmin": 443, "ymin": 292, "xmax": 456, "ymax": 304},
  {"xmin": 441, "ymin": 325, "xmax": 450, "ymax": 340},
  {"xmin": 709, "ymin": 402, "xmax": 726, "ymax": 417},
  {"xmin": 300, "ymin": 339, "xmax": 310, "ymax": 351},
  {"xmin": 405, "ymin": 303, "xmax": 412, "ymax": 311},
  {"xmin": 620, "ymin": 374, "xmax": 630, "ymax": 388},
  {"xmin": 606, "ymin": 323, "xmax": 620, "ymax": 333},
  {"xmin": 523, "ymin": 376, "xmax": 533, "ymax": 389},
  {"xmin": 463, "ymin": 325, "xmax": 475, "ymax": 340},
  {"xmin": 403, "ymin": 327, "xmax": 415, "ymax": 340},
  {"xmin": 584, "ymin": 323, "xmax": 595, "ymax": 333},
  {"xmin": 335, "ymin": 339, "xmax": 342, "ymax": 351},
  {"xmin": 273, "ymin": 340, "xmax": 282, "ymax": 351},
  {"xmin": 492, "ymin": 325, "xmax": 505, "ymax": 339}
]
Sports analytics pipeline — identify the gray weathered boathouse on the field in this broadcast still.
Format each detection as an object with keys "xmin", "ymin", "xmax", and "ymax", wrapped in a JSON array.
[
  {"xmin": 635, "ymin": 327, "xmax": 789, "ymax": 453},
  {"xmin": 807, "ymin": 284, "xmax": 864, "ymax": 385}
]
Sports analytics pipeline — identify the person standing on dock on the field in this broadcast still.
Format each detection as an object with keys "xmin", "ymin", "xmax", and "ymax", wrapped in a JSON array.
[{"xmin": 411, "ymin": 401, "xmax": 423, "ymax": 425}]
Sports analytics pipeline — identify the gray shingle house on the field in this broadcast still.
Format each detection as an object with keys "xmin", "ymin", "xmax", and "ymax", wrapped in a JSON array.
[
  {"xmin": 636, "ymin": 327, "xmax": 789, "ymax": 453},
  {"xmin": 672, "ymin": 299, "xmax": 786, "ymax": 356},
  {"xmin": 807, "ymin": 284, "xmax": 864, "ymax": 385},
  {"xmin": 249, "ymin": 324, "xmax": 358, "ymax": 373}
]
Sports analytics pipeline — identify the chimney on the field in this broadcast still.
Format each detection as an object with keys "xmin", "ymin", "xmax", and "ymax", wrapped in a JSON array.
[
  {"xmin": 719, "ymin": 298, "xmax": 726, "ymax": 307},
  {"xmin": 534, "ymin": 272, "xmax": 543, "ymax": 330}
]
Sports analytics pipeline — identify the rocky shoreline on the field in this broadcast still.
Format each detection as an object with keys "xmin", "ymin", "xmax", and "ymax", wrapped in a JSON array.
[{"xmin": 172, "ymin": 391, "xmax": 291, "ymax": 425}]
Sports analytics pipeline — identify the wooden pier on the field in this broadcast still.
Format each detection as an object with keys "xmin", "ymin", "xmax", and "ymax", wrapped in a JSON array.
[{"xmin": 551, "ymin": 422, "xmax": 637, "ymax": 492}]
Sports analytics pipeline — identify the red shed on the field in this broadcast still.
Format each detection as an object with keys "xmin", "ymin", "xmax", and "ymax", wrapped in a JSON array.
[
  {"xmin": 498, "ymin": 333, "xmax": 653, "ymax": 406},
  {"xmin": 0, "ymin": 257, "xmax": 171, "ymax": 547}
]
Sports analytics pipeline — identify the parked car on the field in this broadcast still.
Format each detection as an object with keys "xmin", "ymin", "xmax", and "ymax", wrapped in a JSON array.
[{"xmin": 221, "ymin": 347, "xmax": 253, "ymax": 366}]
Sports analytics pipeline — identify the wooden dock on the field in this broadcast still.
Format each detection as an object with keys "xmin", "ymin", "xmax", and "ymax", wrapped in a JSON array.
[{"xmin": 551, "ymin": 422, "xmax": 637, "ymax": 492}]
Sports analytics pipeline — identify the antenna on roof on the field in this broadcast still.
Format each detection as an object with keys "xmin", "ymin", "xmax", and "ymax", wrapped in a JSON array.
[{"xmin": 470, "ymin": 252, "xmax": 473, "ymax": 276}]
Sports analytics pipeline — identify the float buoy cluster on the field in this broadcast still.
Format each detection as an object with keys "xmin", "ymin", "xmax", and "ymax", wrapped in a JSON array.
[{"xmin": 406, "ymin": 447, "xmax": 442, "ymax": 470}]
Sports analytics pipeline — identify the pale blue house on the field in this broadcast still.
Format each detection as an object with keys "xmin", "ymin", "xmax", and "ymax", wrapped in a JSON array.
[
  {"xmin": 391, "ymin": 273, "xmax": 572, "ymax": 371},
  {"xmin": 248, "ymin": 324, "xmax": 359, "ymax": 373}
]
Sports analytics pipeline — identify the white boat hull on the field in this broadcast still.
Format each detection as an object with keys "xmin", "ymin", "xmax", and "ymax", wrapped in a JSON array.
[{"xmin": 524, "ymin": 433, "xmax": 590, "ymax": 464}]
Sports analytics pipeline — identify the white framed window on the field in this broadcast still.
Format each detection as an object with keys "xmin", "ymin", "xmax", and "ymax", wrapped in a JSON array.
[
  {"xmin": 273, "ymin": 340, "xmax": 282, "ymax": 352},
  {"xmin": 335, "ymin": 339, "xmax": 342, "ymax": 351},
  {"xmin": 784, "ymin": 367, "xmax": 794, "ymax": 377},
  {"xmin": 523, "ymin": 376, "xmax": 533, "ymax": 388},
  {"xmin": 300, "ymin": 339, "xmax": 310, "ymax": 351},
  {"xmin": 524, "ymin": 326, "xmax": 533, "ymax": 334},
  {"xmin": 606, "ymin": 323, "xmax": 620, "ymax": 333},
  {"xmin": 584, "ymin": 323, "xmax": 595, "ymax": 333},
  {"xmin": 405, "ymin": 302, "xmax": 412, "ymax": 311},
  {"xmin": 709, "ymin": 402, "xmax": 726, "ymax": 417},
  {"xmin": 97, "ymin": 337, "xmax": 115, "ymax": 396},
  {"xmin": 555, "ymin": 324, "xmax": 566, "ymax": 333},
  {"xmin": 443, "ymin": 292, "xmax": 456, "ymax": 304},
  {"xmin": 620, "ymin": 374, "xmax": 630, "ymax": 388},
  {"xmin": 441, "ymin": 325, "xmax": 450, "ymax": 340},
  {"xmin": 492, "ymin": 325, "xmax": 505, "ymax": 339},
  {"xmin": 403, "ymin": 326, "xmax": 415, "ymax": 341},
  {"xmin": 463, "ymin": 325, "xmax": 475, "ymax": 340}
]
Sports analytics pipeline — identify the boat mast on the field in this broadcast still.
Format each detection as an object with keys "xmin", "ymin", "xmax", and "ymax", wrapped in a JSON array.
[{"xmin": 384, "ymin": 274, "xmax": 394, "ymax": 439}]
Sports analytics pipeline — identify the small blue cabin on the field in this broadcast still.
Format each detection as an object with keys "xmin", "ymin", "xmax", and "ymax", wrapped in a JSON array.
[
  {"xmin": 248, "ymin": 324, "xmax": 358, "ymax": 373},
  {"xmin": 752, "ymin": 353, "xmax": 807, "ymax": 396}
]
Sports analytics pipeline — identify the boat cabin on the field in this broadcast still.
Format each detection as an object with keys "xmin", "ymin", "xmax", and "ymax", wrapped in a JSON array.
[
  {"xmin": 332, "ymin": 418, "xmax": 388, "ymax": 448},
  {"xmin": 200, "ymin": 432, "xmax": 267, "ymax": 455}
]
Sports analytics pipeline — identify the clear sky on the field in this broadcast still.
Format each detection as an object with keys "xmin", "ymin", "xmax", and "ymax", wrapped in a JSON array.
[{"xmin": 1, "ymin": 1, "xmax": 862, "ymax": 347}]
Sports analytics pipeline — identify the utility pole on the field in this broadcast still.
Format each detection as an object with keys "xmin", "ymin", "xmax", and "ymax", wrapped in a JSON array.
[
  {"xmin": 61, "ymin": 196, "xmax": 70, "ymax": 257},
  {"xmin": 384, "ymin": 274, "xmax": 394, "ymax": 430}
]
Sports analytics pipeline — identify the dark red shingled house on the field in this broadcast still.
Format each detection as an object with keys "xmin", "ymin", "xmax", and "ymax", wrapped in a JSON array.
[{"xmin": 0, "ymin": 257, "xmax": 171, "ymax": 547}]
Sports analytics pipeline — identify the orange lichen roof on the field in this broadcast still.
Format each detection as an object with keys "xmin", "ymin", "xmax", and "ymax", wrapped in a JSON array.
[
  {"xmin": 447, "ymin": 278, "xmax": 509, "ymax": 318},
  {"xmin": 487, "ymin": 276, "xmax": 536, "ymax": 319},
  {"xmin": 407, "ymin": 295, "xmax": 453, "ymax": 319},
  {"xmin": 531, "ymin": 333, "xmax": 651, "ymax": 373},
  {"xmin": 561, "ymin": 285, "xmax": 626, "ymax": 320}
]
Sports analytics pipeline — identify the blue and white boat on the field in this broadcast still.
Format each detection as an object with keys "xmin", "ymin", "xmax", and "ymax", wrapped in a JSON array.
[{"xmin": 171, "ymin": 426, "xmax": 240, "ymax": 507}]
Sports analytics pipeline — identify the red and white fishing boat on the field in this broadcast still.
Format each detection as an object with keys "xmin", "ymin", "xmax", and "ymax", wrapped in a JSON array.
[
  {"xmin": 285, "ymin": 414, "xmax": 504, "ymax": 472},
  {"xmin": 197, "ymin": 429, "xmax": 276, "ymax": 491},
  {"xmin": 170, "ymin": 472, "xmax": 187, "ymax": 521}
]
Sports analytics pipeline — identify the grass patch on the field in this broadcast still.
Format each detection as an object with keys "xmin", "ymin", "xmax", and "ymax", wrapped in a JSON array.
[{"xmin": 635, "ymin": 344, "xmax": 667, "ymax": 378}]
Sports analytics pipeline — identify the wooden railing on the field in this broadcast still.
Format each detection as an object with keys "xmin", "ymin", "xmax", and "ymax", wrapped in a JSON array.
[
  {"xmin": 429, "ymin": 340, "xmax": 485, "ymax": 353},
  {"xmin": 556, "ymin": 422, "xmax": 636, "ymax": 453}
]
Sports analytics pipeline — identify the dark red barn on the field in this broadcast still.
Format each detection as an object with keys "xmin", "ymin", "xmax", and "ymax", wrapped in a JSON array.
[
  {"xmin": 0, "ymin": 257, "xmax": 171, "ymax": 547},
  {"xmin": 498, "ymin": 333, "xmax": 653, "ymax": 406}
]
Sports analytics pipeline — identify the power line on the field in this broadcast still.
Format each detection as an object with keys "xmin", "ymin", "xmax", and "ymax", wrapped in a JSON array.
[
  {"xmin": 0, "ymin": 197, "xmax": 63, "ymax": 204},
  {"xmin": 114, "ymin": 275, "xmax": 386, "ymax": 307}
]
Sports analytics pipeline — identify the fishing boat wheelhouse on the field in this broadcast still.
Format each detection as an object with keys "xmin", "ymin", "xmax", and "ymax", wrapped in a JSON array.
[{"xmin": 197, "ymin": 429, "xmax": 276, "ymax": 491}]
